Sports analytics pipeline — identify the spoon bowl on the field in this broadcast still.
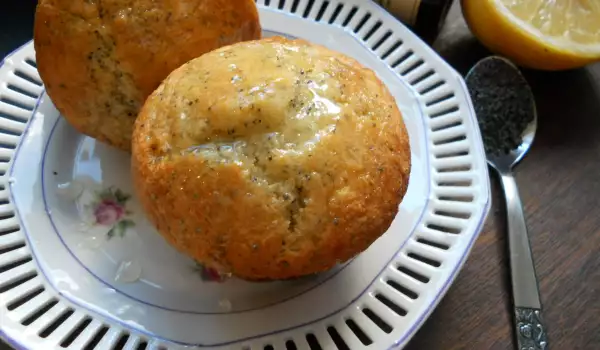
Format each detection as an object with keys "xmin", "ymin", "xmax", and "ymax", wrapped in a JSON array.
[{"xmin": 467, "ymin": 56, "xmax": 538, "ymax": 173}]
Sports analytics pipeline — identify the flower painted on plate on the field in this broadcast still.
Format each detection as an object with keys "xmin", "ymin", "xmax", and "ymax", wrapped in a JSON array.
[
  {"xmin": 94, "ymin": 200, "xmax": 124, "ymax": 225},
  {"xmin": 193, "ymin": 262, "xmax": 229, "ymax": 283},
  {"xmin": 88, "ymin": 187, "xmax": 135, "ymax": 239}
]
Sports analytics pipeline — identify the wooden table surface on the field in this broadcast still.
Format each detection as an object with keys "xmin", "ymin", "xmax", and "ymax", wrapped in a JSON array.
[
  {"xmin": 404, "ymin": 3, "xmax": 600, "ymax": 350},
  {"xmin": 1, "ymin": 1, "xmax": 599, "ymax": 350}
]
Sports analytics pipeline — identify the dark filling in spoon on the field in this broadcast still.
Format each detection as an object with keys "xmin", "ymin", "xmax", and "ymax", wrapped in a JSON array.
[{"xmin": 466, "ymin": 58, "xmax": 534, "ymax": 156}]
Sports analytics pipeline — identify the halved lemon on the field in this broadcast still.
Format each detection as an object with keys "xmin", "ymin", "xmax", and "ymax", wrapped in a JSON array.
[{"xmin": 462, "ymin": 0, "xmax": 600, "ymax": 70}]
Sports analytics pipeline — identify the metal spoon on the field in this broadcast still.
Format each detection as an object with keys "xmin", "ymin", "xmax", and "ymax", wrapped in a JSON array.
[{"xmin": 466, "ymin": 56, "xmax": 548, "ymax": 350}]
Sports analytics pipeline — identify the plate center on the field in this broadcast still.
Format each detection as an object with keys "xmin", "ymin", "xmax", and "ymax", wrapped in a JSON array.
[{"xmin": 44, "ymin": 121, "xmax": 343, "ymax": 314}]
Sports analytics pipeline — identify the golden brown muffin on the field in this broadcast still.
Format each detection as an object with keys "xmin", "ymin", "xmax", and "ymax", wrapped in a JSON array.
[
  {"xmin": 132, "ymin": 37, "xmax": 411, "ymax": 280},
  {"xmin": 34, "ymin": 0, "xmax": 261, "ymax": 151}
]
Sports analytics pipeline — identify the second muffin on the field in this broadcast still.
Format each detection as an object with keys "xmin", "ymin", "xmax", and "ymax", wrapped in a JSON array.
[
  {"xmin": 34, "ymin": 0, "xmax": 261, "ymax": 151},
  {"xmin": 132, "ymin": 37, "xmax": 411, "ymax": 280}
]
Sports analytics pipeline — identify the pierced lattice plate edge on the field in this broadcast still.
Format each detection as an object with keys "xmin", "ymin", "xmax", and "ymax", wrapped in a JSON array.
[{"xmin": 0, "ymin": 1, "xmax": 491, "ymax": 349}]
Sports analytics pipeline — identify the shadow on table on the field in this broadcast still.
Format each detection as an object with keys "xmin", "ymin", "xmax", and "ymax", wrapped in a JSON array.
[{"xmin": 524, "ymin": 66, "xmax": 600, "ymax": 150}]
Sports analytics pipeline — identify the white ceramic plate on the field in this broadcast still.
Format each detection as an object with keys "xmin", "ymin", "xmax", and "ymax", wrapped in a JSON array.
[{"xmin": 0, "ymin": 1, "xmax": 491, "ymax": 349}]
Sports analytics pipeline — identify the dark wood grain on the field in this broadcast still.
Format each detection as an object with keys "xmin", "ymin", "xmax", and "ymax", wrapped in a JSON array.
[{"xmin": 405, "ymin": 3, "xmax": 600, "ymax": 350}]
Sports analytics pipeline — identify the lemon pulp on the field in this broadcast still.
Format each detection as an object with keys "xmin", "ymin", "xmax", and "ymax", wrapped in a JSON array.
[{"xmin": 462, "ymin": 0, "xmax": 600, "ymax": 70}]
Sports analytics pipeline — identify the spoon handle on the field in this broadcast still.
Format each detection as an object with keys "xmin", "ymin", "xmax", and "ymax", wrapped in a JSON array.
[{"xmin": 499, "ymin": 172, "xmax": 548, "ymax": 350}]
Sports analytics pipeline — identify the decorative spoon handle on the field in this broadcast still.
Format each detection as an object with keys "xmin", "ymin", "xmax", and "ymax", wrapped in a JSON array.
[
  {"xmin": 515, "ymin": 307, "xmax": 548, "ymax": 350},
  {"xmin": 499, "ymin": 172, "xmax": 548, "ymax": 349}
]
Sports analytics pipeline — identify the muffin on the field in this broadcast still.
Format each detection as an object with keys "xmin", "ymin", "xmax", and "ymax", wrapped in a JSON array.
[
  {"xmin": 132, "ymin": 37, "xmax": 411, "ymax": 280},
  {"xmin": 34, "ymin": 0, "xmax": 261, "ymax": 151}
]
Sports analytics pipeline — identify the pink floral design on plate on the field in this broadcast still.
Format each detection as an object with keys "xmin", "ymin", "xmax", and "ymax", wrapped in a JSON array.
[
  {"xmin": 193, "ymin": 262, "xmax": 229, "ymax": 283},
  {"xmin": 89, "ymin": 187, "xmax": 135, "ymax": 239}
]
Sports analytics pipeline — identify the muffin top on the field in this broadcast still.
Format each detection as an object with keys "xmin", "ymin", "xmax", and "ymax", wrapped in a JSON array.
[
  {"xmin": 132, "ymin": 37, "xmax": 411, "ymax": 280},
  {"xmin": 34, "ymin": 0, "xmax": 261, "ymax": 150}
]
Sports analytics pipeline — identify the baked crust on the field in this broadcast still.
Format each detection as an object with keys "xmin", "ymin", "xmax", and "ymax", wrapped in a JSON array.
[
  {"xmin": 34, "ymin": 0, "xmax": 261, "ymax": 151},
  {"xmin": 132, "ymin": 37, "xmax": 411, "ymax": 280}
]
